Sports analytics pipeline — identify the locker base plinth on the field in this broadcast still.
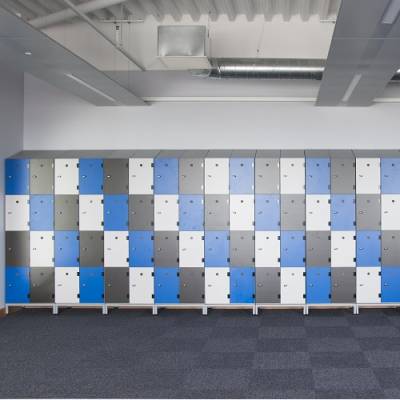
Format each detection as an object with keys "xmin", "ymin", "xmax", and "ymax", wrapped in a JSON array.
[
  {"xmin": 205, "ymin": 304, "xmax": 256, "ymax": 315},
  {"xmin": 303, "ymin": 303, "xmax": 358, "ymax": 315},
  {"xmin": 152, "ymin": 304, "xmax": 206, "ymax": 315},
  {"xmin": 255, "ymin": 304, "xmax": 306, "ymax": 315},
  {"xmin": 6, "ymin": 304, "xmax": 56, "ymax": 314}
]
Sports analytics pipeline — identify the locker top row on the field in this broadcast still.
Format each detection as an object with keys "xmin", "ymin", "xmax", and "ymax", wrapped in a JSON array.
[{"xmin": 9, "ymin": 149, "xmax": 400, "ymax": 159}]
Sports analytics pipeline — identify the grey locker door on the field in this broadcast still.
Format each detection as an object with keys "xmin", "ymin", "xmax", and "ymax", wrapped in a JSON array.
[
  {"xmin": 356, "ymin": 195, "xmax": 381, "ymax": 230},
  {"xmin": 331, "ymin": 268, "xmax": 356, "ymax": 303},
  {"xmin": 180, "ymin": 158, "xmax": 204, "ymax": 194},
  {"xmin": 80, "ymin": 231, "xmax": 104, "ymax": 266},
  {"xmin": 103, "ymin": 159, "xmax": 129, "ymax": 194},
  {"xmin": 255, "ymin": 158, "xmax": 280, "ymax": 194},
  {"xmin": 256, "ymin": 268, "xmax": 280, "ymax": 303},
  {"xmin": 306, "ymin": 231, "xmax": 331, "ymax": 266},
  {"xmin": 230, "ymin": 231, "xmax": 255, "ymax": 266},
  {"xmin": 55, "ymin": 195, "xmax": 79, "ymax": 230},
  {"xmin": 105, "ymin": 267, "xmax": 129, "ymax": 303},
  {"xmin": 179, "ymin": 267, "xmax": 205, "ymax": 303},
  {"xmin": 205, "ymin": 195, "xmax": 230, "ymax": 230},
  {"xmin": 281, "ymin": 195, "xmax": 305, "ymax": 230},
  {"xmin": 129, "ymin": 195, "xmax": 154, "ymax": 230},
  {"xmin": 30, "ymin": 159, "xmax": 54, "ymax": 194},
  {"xmin": 154, "ymin": 232, "xmax": 179, "ymax": 266},
  {"xmin": 6, "ymin": 231, "xmax": 30, "ymax": 266},
  {"xmin": 30, "ymin": 267, "xmax": 55, "ymax": 303},
  {"xmin": 382, "ymin": 231, "xmax": 400, "ymax": 266},
  {"xmin": 331, "ymin": 158, "xmax": 356, "ymax": 193}
]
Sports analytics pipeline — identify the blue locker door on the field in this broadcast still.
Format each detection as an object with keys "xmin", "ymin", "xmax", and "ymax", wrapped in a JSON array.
[
  {"xmin": 204, "ymin": 231, "xmax": 229, "ymax": 266},
  {"xmin": 281, "ymin": 231, "xmax": 305, "ymax": 267},
  {"xmin": 306, "ymin": 158, "xmax": 330, "ymax": 194},
  {"xmin": 79, "ymin": 267, "xmax": 104, "ymax": 303},
  {"xmin": 306, "ymin": 267, "xmax": 331, "ymax": 303},
  {"xmin": 129, "ymin": 231, "xmax": 154, "ymax": 267},
  {"xmin": 154, "ymin": 158, "xmax": 178, "ymax": 194},
  {"xmin": 104, "ymin": 195, "xmax": 128, "ymax": 230},
  {"xmin": 79, "ymin": 159, "xmax": 103, "ymax": 194},
  {"xmin": 230, "ymin": 267, "xmax": 255, "ymax": 303},
  {"xmin": 356, "ymin": 231, "xmax": 381, "ymax": 266},
  {"xmin": 179, "ymin": 195, "xmax": 204, "ymax": 231},
  {"xmin": 381, "ymin": 159, "xmax": 400, "ymax": 194},
  {"xmin": 255, "ymin": 194, "xmax": 280, "ymax": 230},
  {"xmin": 5, "ymin": 159, "xmax": 29, "ymax": 195},
  {"xmin": 30, "ymin": 195, "xmax": 54, "ymax": 230},
  {"xmin": 331, "ymin": 195, "xmax": 356, "ymax": 231},
  {"xmin": 381, "ymin": 268, "xmax": 400, "ymax": 302},
  {"xmin": 154, "ymin": 267, "xmax": 179, "ymax": 303},
  {"xmin": 230, "ymin": 158, "xmax": 254, "ymax": 194},
  {"xmin": 6, "ymin": 267, "xmax": 30, "ymax": 303},
  {"xmin": 55, "ymin": 231, "xmax": 79, "ymax": 267}
]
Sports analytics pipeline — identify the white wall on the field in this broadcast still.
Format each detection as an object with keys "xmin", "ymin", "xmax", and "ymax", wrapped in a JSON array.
[
  {"xmin": 25, "ymin": 73, "xmax": 400, "ymax": 150},
  {"xmin": 0, "ymin": 63, "xmax": 24, "ymax": 308}
]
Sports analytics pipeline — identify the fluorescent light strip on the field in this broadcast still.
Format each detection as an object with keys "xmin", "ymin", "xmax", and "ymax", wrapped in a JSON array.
[
  {"xmin": 382, "ymin": 0, "xmax": 400, "ymax": 24},
  {"xmin": 342, "ymin": 73, "xmax": 362, "ymax": 102},
  {"xmin": 65, "ymin": 73, "xmax": 117, "ymax": 103}
]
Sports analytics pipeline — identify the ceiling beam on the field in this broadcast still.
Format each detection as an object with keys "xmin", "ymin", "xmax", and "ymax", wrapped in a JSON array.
[
  {"xmin": 123, "ymin": 0, "xmax": 145, "ymax": 20},
  {"xmin": 206, "ymin": 0, "xmax": 218, "ymax": 21},
  {"xmin": 138, "ymin": 0, "xmax": 162, "ymax": 21},
  {"xmin": 299, "ymin": 0, "xmax": 310, "ymax": 21},
  {"xmin": 319, "ymin": 0, "xmax": 330, "ymax": 21},
  {"xmin": 166, "ymin": 0, "xmax": 182, "ymax": 21},
  {"xmin": 244, "ymin": 0, "xmax": 255, "ymax": 21},
  {"xmin": 0, "ymin": 0, "xmax": 37, "ymax": 19},
  {"xmin": 222, "ymin": 0, "xmax": 236, "ymax": 21},
  {"xmin": 29, "ymin": 0, "xmax": 127, "ymax": 28},
  {"xmin": 17, "ymin": 0, "xmax": 49, "ymax": 16},
  {"xmin": 186, "ymin": 0, "xmax": 200, "ymax": 21},
  {"xmin": 263, "ymin": 0, "xmax": 274, "ymax": 21},
  {"xmin": 281, "ymin": 0, "xmax": 291, "ymax": 22}
]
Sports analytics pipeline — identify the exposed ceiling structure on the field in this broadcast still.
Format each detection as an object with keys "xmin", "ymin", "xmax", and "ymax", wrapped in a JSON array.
[
  {"xmin": 2, "ymin": 0, "xmax": 400, "ymax": 106},
  {"xmin": 3, "ymin": 0, "xmax": 341, "ymax": 26}
]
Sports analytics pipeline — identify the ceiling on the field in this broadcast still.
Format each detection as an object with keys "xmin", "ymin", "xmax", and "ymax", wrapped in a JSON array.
[
  {"xmin": 3, "ymin": 0, "xmax": 341, "ymax": 25},
  {"xmin": 2, "ymin": 0, "xmax": 400, "ymax": 106}
]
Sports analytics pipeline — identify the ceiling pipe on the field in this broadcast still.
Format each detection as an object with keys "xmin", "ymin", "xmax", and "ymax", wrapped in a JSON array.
[
  {"xmin": 192, "ymin": 58, "xmax": 400, "ymax": 81},
  {"xmin": 30, "ymin": 0, "xmax": 127, "ymax": 28},
  {"xmin": 59, "ymin": 0, "xmax": 145, "ymax": 71}
]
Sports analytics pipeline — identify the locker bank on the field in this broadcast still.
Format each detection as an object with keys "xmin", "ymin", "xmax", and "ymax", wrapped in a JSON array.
[{"xmin": 5, "ymin": 149, "xmax": 400, "ymax": 315}]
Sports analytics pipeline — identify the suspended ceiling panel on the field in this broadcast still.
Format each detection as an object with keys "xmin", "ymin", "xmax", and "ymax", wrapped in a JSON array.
[{"xmin": 317, "ymin": 0, "xmax": 400, "ymax": 106}]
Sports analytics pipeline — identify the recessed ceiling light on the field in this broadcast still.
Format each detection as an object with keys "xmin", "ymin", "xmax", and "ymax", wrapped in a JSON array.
[
  {"xmin": 65, "ymin": 73, "xmax": 117, "ymax": 103},
  {"xmin": 382, "ymin": 0, "xmax": 400, "ymax": 24},
  {"xmin": 24, "ymin": 51, "xmax": 32, "ymax": 56}
]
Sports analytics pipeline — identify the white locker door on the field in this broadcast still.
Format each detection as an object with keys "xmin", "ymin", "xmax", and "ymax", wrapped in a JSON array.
[
  {"xmin": 280, "ymin": 158, "xmax": 305, "ymax": 194},
  {"xmin": 129, "ymin": 158, "xmax": 154, "ymax": 194},
  {"xmin": 382, "ymin": 195, "xmax": 400, "ymax": 230},
  {"xmin": 179, "ymin": 231, "xmax": 204, "ymax": 267},
  {"xmin": 255, "ymin": 231, "xmax": 280, "ymax": 267},
  {"xmin": 205, "ymin": 267, "xmax": 230, "ymax": 304},
  {"xmin": 281, "ymin": 268, "xmax": 305, "ymax": 304},
  {"xmin": 357, "ymin": 267, "xmax": 381, "ymax": 304},
  {"xmin": 154, "ymin": 195, "xmax": 179, "ymax": 231},
  {"xmin": 129, "ymin": 267, "xmax": 154, "ymax": 304},
  {"xmin": 54, "ymin": 159, "xmax": 79, "ymax": 194},
  {"xmin": 79, "ymin": 195, "xmax": 104, "ymax": 231},
  {"xmin": 331, "ymin": 231, "xmax": 356, "ymax": 267},
  {"xmin": 356, "ymin": 158, "xmax": 380, "ymax": 194},
  {"xmin": 230, "ymin": 195, "xmax": 254, "ymax": 231},
  {"xmin": 306, "ymin": 195, "xmax": 330, "ymax": 231},
  {"xmin": 55, "ymin": 267, "xmax": 79, "ymax": 303},
  {"xmin": 30, "ymin": 231, "xmax": 54, "ymax": 267},
  {"xmin": 205, "ymin": 158, "xmax": 229, "ymax": 194},
  {"xmin": 5, "ymin": 195, "xmax": 29, "ymax": 231},
  {"xmin": 104, "ymin": 231, "xmax": 129, "ymax": 267}
]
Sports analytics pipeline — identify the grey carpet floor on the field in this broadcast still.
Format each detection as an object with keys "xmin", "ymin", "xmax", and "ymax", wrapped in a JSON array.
[{"xmin": 1, "ymin": 308, "xmax": 400, "ymax": 398}]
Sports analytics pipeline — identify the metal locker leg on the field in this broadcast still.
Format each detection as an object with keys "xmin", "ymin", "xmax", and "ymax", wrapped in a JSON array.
[
  {"xmin": 152, "ymin": 305, "xmax": 158, "ymax": 315},
  {"xmin": 102, "ymin": 305, "xmax": 108, "ymax": 315}
]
